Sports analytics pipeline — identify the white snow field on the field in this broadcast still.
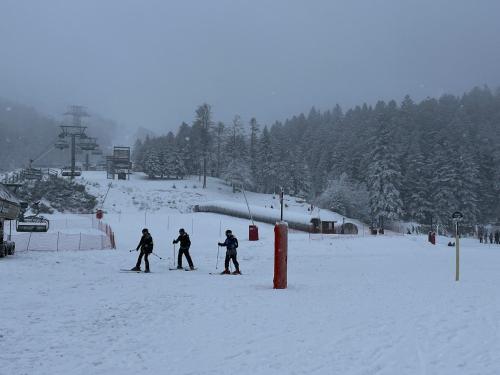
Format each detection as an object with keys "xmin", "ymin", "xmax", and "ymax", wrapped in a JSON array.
[{"xmin": 1, "ymin": 172, "xmax": 500, "ymax": 375}]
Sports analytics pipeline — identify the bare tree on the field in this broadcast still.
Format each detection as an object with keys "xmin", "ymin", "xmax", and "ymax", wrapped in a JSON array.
[
  {"xmin": 214, "ymin": 121, "xmax": 225, "ymax": 177},
  {"xmin": 194, "ymin": 103, "xmax": 213, "ymax": 188}
]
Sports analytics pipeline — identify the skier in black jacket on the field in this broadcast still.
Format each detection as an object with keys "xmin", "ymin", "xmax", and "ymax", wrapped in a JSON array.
[
  {"xmin": 173, "ymin": 228, "xmax": 195, "ymax": 270},
  {"xmin": 218, "ymin": 229, "xmax": 240, "ymax": 275},
  {"xmin": 131, "ymin": 228, "xmax": 154, "ymax": 272}
]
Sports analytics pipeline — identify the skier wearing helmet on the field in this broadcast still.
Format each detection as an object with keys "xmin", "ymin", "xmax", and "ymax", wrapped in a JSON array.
[
  {"xmin": 131, "ymin": 228, "xmax": 154, "ymax": 272},
  {"xmin": 218, "ymin": 229, "xmax": 241, "ymax": 275},
  {"xmin": 173, "ymin": 228, "xmax": 195, "ymax": 270}
]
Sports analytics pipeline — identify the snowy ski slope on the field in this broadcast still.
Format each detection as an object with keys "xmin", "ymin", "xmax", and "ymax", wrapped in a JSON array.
[{"xmin": 1, "ymin": 171, "xmax": 499, "ymax": 375}]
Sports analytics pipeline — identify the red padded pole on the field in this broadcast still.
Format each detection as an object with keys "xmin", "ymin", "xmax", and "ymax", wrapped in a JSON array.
[{"xmin": 274, "ymin": 222, "xmax": 288, "ymax": 289}]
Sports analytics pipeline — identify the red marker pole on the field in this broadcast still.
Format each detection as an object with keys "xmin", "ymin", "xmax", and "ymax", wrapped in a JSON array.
[{"xmin": 274, "ymin": 222, "xmax": 288, "ymax": 289}]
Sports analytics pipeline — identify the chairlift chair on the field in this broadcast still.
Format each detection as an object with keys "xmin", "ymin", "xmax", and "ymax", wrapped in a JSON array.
[
  {"xmin": 78, "ymin": 137, "xmax": 98, "ymax": 151},
  {"xmin": 55, "ymin": 139, "xmax": 69, "ymax": 150},
  {"xmin": 16, "ymin": 215, "xmax": 50, "ymax": 233},
  {"xmin": 61, "ymin": 166, "xmax": 82, "ymax": 177}
]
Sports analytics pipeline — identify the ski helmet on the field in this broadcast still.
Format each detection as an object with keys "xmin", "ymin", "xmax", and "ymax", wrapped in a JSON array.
[
  {"xmin": 179, "ymin": 228, "xmax": 185, "ymax": 234},
  {"xmin": 142, "ymin": 228, "xmax": 148, "ymax": 233},
  {"xmin": 225, "ymin": 229, "xmax": 232, "ymax": 235}
]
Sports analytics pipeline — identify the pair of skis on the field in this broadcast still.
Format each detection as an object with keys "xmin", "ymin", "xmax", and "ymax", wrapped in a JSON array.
[
  {"xmin": 120, "ymin": 268, "xmax": 243, "ymax": 275},
  {"xmin": 119, "ymin": 267, "xmax": 197, "ymax": 273},
  {"xmin": 119, "ymin": 269, "xmax": 151, "ymax": 273},
  {"xmin": 169, "ymin": 267, "xmax": 198, "ymax": 272}
]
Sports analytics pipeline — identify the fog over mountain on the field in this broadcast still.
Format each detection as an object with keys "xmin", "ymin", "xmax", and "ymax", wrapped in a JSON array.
[{"xmin": 1, "ymin": 0, "xmax": 500, "ymax": 133}]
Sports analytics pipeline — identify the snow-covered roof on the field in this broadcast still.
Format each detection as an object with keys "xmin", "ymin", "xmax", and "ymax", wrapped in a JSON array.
[{"xmin": 0, "ymin": 183, "xmax": 20, "ymax": 204}]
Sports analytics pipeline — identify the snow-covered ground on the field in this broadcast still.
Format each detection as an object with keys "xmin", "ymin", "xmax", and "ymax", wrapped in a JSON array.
[
  {"xmin": 1, "ymin": 172, "xmax": 500, "ymax": 375},
  {"xmin": 80, "ymin": 171, "xmax": 359, "ymax": 225}
]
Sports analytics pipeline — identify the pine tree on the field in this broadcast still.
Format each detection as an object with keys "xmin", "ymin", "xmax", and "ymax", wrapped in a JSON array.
[
  {"xmin": 366, "ymin": 102, "xmax": 404, "ymax": 226},
  {"xmin": 213, "ymin": 121, "xmax": 225, "ymax": 178},
  {"xmin": 256, "ymin": 126, "xmax": 275, "ymax": 193},
  {"xmin": 249, "ymin": 117, "xmax": 259, "ymax": 184},
  {"xmin": 144, "ymin": 149, "xmax": 161, "ymax": 179},
  {"xmin": 132, "ymin": 138, "xmax": 145, "ymax": 172},
  {"xmin": 193, "ymin": 104, "xmax": 213, "ymax": 188}
]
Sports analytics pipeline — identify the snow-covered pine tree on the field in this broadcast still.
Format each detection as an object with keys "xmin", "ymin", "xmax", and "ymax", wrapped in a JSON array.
[
  {"xmin": 402, "ymin": 140, "xmax": 433, "ymax": 223},
  {"xmin": 450, "ymin": 110, "xmax": 480, "ymax": 223},
  {"xmin": 430, "ymin": 140, "xmax": 459, "ymax": 225},
  {"xmin": 366, "ymin": 102, "xmax": 404, "ymax": 226},
  {"xmin": 164, "ymin": 145, "xmax": 187, "ymax": 179},
  {"xmin": 256, "ymin": 126, "xmax": 275, "ymax": 193},
  {"xmin": 221, "ymin": 115, "xmax": 251, "ymax": 191},
  {"xmin": 175, "ymin": 122, "xmax": 194, "ymax": 175},
  {"xmin": 249, "ymin": 117, "xmax": 259, "ymax": 184},
  {"xmin": 131, "ymin": 138, "xmax": 146, "ymax": 171},
  {"xmin": 213, "ymin": 121, "xmax": 225, "ymax": 178},
  {"xmin": 144, "ymin": 149, "xmax": 162, "ymax": 179},
  {"xmin": 221, "ymin": 158, "xmax": 253, "ymax": 192},
  {"xmin": 193, "ymin": 103, "xmax": 213, "ymax": 188},
  {"xmin": 317, "ymin": 173, "xmax": 370, "ymax": 220}
]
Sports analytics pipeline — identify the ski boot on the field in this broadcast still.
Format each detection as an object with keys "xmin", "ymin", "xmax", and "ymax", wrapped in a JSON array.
[
  {"xmin": 189, "ymin": 266, "xmax": 196, "ymax": 271},
  {"xmin": 232, "ymin": 270, "xmax": 241, "ymax": 275},
  {"xmin": 144, "ymin": 269, "xmax": 150, "ymax": 273},
  {"xmin": 130, "ymin": 266, "xmax": 141, "ymax": 271},
  {"xmin": 177, "ymin": 265, "xmax": 183, "ymax": 270},
  {"xmin": 220, "ymin": 269, "xmax": 231, "ymax": 275}
]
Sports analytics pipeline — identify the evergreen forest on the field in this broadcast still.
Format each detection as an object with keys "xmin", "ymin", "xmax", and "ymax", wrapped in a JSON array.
[{"xmin": 132, "ymin": 87, "xmax": 500, "ymax": 227}]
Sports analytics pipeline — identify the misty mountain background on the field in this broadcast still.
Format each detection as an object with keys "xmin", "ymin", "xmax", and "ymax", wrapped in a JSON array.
[
  {"xmin": 0, "ymin": 98, "xmax": 117, "ymax": 170},
  {"xmin": 1, "ymin": 1, "xmax": 500, "ymax": 132}
]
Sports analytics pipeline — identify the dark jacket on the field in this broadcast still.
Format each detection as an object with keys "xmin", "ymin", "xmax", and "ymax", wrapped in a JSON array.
[
  {"xmin": 137, "ymin": 233, "xmax": 154, "ymax": 253},
  {"xmin": 219, "ymin": 235, "xmax": 238, "ymax": 251},
  {"xmin": 173, "ymin": 233, "xmax": 191, "ymax": 249}
]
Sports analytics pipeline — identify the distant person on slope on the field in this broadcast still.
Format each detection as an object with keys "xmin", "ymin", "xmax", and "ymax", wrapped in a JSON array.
[
  {"xmin": 218, "ymin": 229, "xmax": 241, "ymax": 275},
  {"xmin": 131, "ymin": 228, "xmax": 154, "ymax": 272},
  {"xmin": 173, "ymin": 228, "xmax": 195, "ymax": 270}
]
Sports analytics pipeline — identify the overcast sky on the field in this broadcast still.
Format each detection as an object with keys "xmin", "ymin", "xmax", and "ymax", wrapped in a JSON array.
[{"xmin": 1, "ymin": 0, "xmax": 500, "ymax": 134}]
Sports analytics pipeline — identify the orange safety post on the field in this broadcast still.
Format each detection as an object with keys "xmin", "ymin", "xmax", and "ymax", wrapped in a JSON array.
[
  {"xmin": 274, "ymin": 222, "xmax": 288, "ymax": 289},
  {"xmin": 96, "ymin": 209, "xmax": 103, "ymax": 220},
  {"xmin": 249, "ymin": 225, "xmax": 259, "ymax": 241}
]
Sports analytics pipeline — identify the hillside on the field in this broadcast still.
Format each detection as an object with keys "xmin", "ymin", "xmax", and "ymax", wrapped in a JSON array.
[{"xmin": 79, "ymin": 171, "xmax": 361, "ymax": 228}]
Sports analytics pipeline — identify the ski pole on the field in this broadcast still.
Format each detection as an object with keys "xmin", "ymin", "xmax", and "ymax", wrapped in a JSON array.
[
  {"xmin": 129, "ymin": 249, "xmax": 137, "ymax": 252},
  {"xmin": 216, "ymin": 245, "xmax": 220, "ymax": 270},
  {"xmin": 173, "ymin": 244, "xmax": 176, "ymax": 268},
  {"xmin": 151, "ymin": 252, "xmax": 163, "ymax": 260}
]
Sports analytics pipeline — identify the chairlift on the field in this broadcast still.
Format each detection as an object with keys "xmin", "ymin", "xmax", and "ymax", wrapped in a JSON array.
[
  {"xmin": 16, "ymin": 215, "xmax": 50, "ymax": 232},
  {"xmin": 78, "ymin": 138, "xmax": 97, "ymax": 151},
  {"xmin": 61, "ymin": 166, "xmax": 82, "ymax": 177},
  {"xmin": 21, "ymin": 168, "xmax": 43, "ymax": 180},
  {"xmin": 55, "ymin": 139, "xmax": 69, "ymax": 150}
]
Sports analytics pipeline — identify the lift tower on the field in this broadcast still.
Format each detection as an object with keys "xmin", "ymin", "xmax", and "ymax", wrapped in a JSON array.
[{"xmin": 59, "ymin": 106, "xmax": 91, "ymax": 179}]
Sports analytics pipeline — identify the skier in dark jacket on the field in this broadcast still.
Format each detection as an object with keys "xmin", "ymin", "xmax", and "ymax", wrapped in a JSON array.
[
  {"xmin": 131, "ymin": 228, "xmax": 154, "ymax": 272},
  {"xmin": 218, "ymin": 229, "xmax": 240, "ymax": 275},
  {"xmin": 173, "ymin": 228, "xmax": 195, "ymax": 270}
]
